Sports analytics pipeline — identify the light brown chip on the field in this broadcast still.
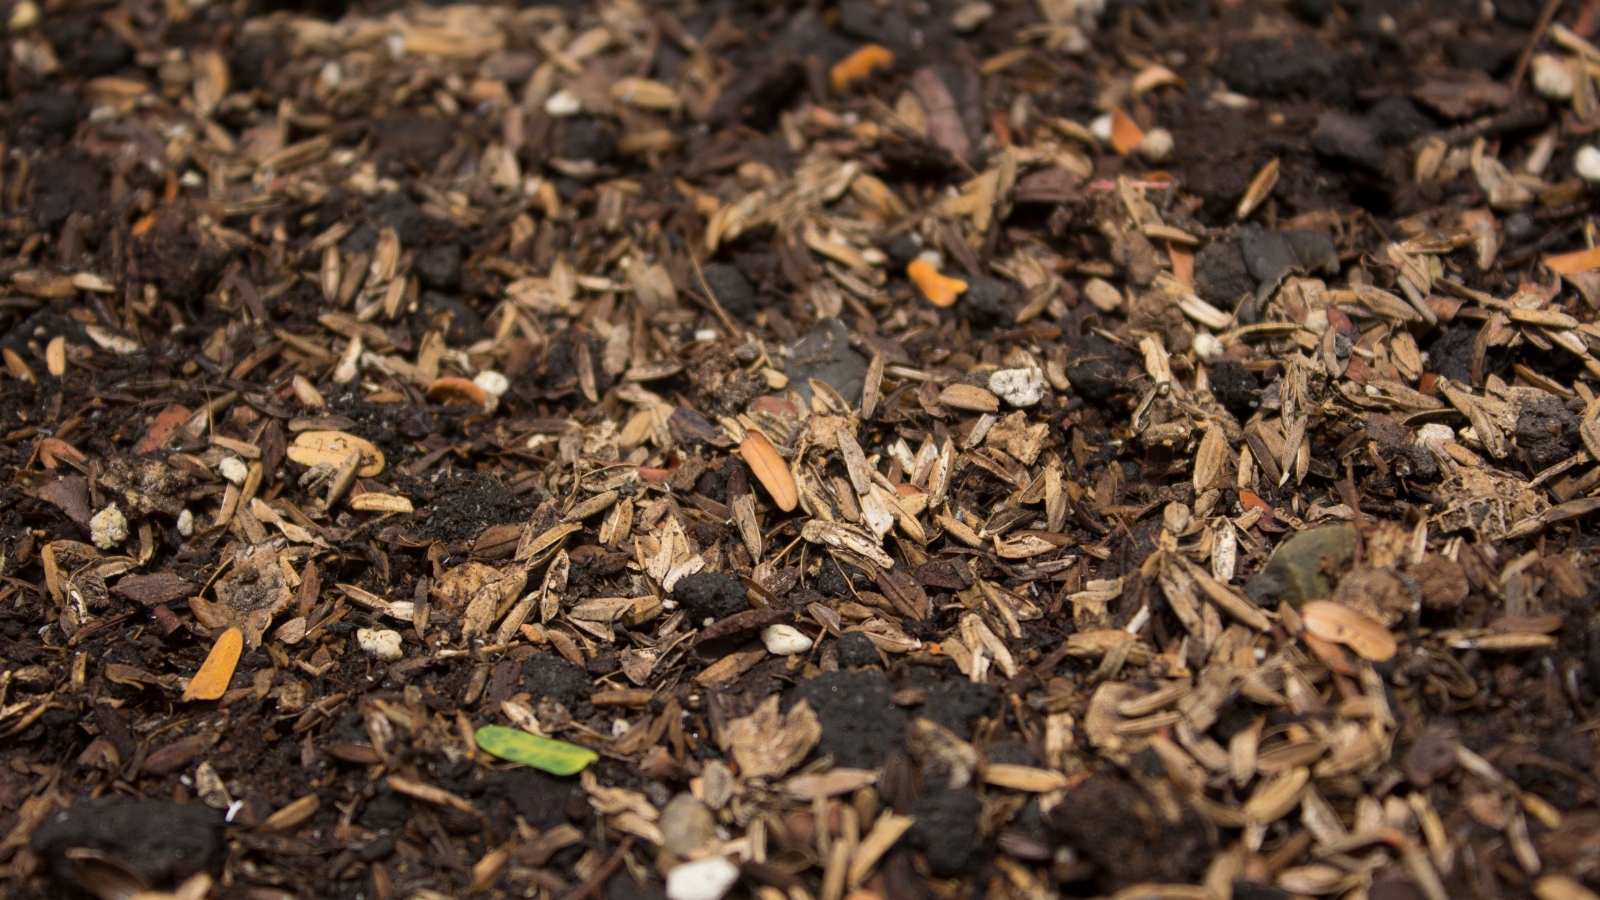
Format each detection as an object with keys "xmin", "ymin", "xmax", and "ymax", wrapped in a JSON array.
[
  {"xmin": 939, "ymin": 383, "xmax": 1000, "ymax": 412},
  {"xmin": 1302, "ymin": 600, "xmax": 1398, "ymax": 662},
  {"xmin": 740, "ymin": 430, "xmax": 797, "ymax": 512},
  {"xmin": 288, "ymin": 431, "xmax": 385, "ymax": 477}
]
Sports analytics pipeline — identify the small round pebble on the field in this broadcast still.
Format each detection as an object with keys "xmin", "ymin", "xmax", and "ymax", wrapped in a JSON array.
[
  {"xmin": 1530, "ymin": 54, "xmax": 1575, "ymax": 101},
  {"xmin": 357, "ymin": 627, "xmax": 404, "ymax": 661},
  {"xmin": 1575, "ymin": 145, "xmax": 1600, "ymax": 183},
  {"xmin": 665, "ymin": 857, "xmax": 740, "ymax": 900},
  {"xmin": 544, "ymin": 89, "xmax": 581, "ymax": 117},
  {"xmin": 988, "ymin": 366, "xmax": 1046, "ymax": 407},
  {"xmin": 1090, "ymin": 114, "xmax": 1114, "ymax": 144},
  {"xmin": 89, "ymin": 504, "xmax": 128, "ymax": 550},
  {"xmin": 1136, "ymin": 127, "xmax": 1174, "ymax": 163},
  {"xmin": 176, "ymin": 508, "xmax": 195, "ymax": 537},
  {"xmin": 1415, "ymin": 423, "xmax": 1456, "ymax": 444},
  {"xmin": 219, "ymin": 456, "xmax": 249, "ymax": 485},
  {"xmin": 474, "ymin": 370, "xmax": 509, "ymax": 398},
  {"xmin": 760, "ymin": 624, "xmax": 814, "ymax": 656}
]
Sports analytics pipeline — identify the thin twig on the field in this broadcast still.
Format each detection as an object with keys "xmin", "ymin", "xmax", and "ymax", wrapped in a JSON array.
[
  {"xmin": 1510, "ymin": 0, "xmax": 1565, "ymax": 93},
  {"xmin": 555, "ymin": 836, "xmax": 634, "ymax": 900}
]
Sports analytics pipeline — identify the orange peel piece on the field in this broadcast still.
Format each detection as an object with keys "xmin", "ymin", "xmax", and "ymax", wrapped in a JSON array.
[
  {"xmin": 183, "ymin": 626, "xmax": 243, "ymax": 702},
  {"xmin": 426, "ymin": 376, "xmax": 489, "ymax": 407},
  {"xmin": 831, "ymin": 44, "xmax": 896, "ymax": 92},
  {"xmin": 907, "ymin": 259, "xmax": 967, "ymax": 308},
  {"xmin": 1110, "ymin": 108, "xmax": 1145, "ymax": 156}
]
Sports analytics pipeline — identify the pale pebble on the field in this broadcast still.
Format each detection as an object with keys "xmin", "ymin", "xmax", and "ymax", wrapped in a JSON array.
[
  {"xmin": 89, "ymin": 504, "xmax": 128, "ymax": 550},
  {"xmin": 474, "ymin": 369, "xmax": 510, "ymax": 398},
  {"xmin": 988, "ymin": 366, "xmax": 1047, "ymax": 407},
  {"xmin": 219, "ymin": 456, "xmax": 249, "ymax": 485},
  {"xmin": 1575, "ymin": 145, "xmax": 1600, "ymax": 183},
  {"xmin": 761, "ymin": 624, "xmax": 814, "ymax": 656},
  {"xmin": 1090, "ymin": 113, "xmax": 1114, "ymax": 143},
  {"xmin": 666, "ymin": 857, "xmax": 741, "ymax": 900},
  {"xmin": 357, "ymin": 627, "xmax": 404, "ymax": 661}
]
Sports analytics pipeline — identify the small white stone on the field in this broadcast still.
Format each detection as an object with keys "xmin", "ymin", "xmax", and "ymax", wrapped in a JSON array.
[
  {"xmin": 357, "ymin": 627, "xmax": 404, "ymax": 661},
  {"xmin": 666, "ymin": 857, "xmax": 741, "ymax": 900},
  {"xmin": 988, "ymin": 366, "xmax": 1047, "ymax": 407},
  {"xmin": 1575, "ymin": 145, "xmax": 1600, "ymax": 183},
  {"xmin": 545, "ymin": 89, "xmax": 582, "ymax": 117},
  {"xmin": 1136, "ymin": 127, "xmax": 1174, "ymax": 163},
  {"xmin": 219, "ymin": 456, "xmax": 249, "ymax": 485},
  {"xmin": 760, "ymin": 624, "xmax": 814, "ymax": 656},
  {"xmin": 1193, "ymin": 332, "xmax": 1224, "ymax": 362},
  {"xmin": 1530, "ymin": 54, "xmax": 1575, "ymax": 101},
  {"xmin": 176, "ymin": 508, "xmax": 195, "ymax": 537},
  {"xmin": 89, "ymin": 505, "xmax": 128, "ymax": 550},
  {"xmin": 474, "ymin": 369, "xmax": 509, "ymax": 398},
  {"xmin": 1090, "ymin": 113, "xmax": 1114, "ymax": 144},
  {"xmin": 1416, "ymin": 423, "xmax": 1456, "ymax": 444}
]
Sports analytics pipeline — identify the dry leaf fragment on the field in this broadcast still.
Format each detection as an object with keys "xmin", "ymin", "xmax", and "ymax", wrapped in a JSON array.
[
  {"xmin": 939, "ymin": 383, "xmax": 1001, "ymax": 412},
  {"xmin": 831, "ymin": 44, "xmax": 896, "ymax": 91},
  {"xmin": 740, "ymin": 430, "xmax": 798, "ymax": 512},
  {"xmin": 609, "ymin": 77, "xmax": 679, "ymax": 111},
  {"xmin": 907, "ymin": 259, "xmax": 968, "ymax": 307},
  {"xmin": 288, "ymin": 431, "xmax": 385, "ymax": 477},
  {"xmin": 260, "ymin": 793, "xmax": 321, "ymax": 833},
  {"xmin": 45, "ymin": 336, "xmax": 65, "ymax": 377},
  {"xmin": 183, "ymin": 627, "xmax": 242, "ymax": 701},
  {"xmin": 1302, "ymin": 600, "xmax": 1397, "ymax": 661},
  {"xmin": 723, "ymin": 695, "xmax": 820, "ymax": 780},
  {"xmin": 349, "ymin": 493, "xmax": 414, "ymax": 513},
  {"xmin": 1236, "ymin": 158, "xmax": 1280, "ymax": 220}
]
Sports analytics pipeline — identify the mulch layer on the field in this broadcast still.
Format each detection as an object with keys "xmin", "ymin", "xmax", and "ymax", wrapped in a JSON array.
[{"xmin": 2, "ymin": 0, "xmax": 1600, "ymax": 898}]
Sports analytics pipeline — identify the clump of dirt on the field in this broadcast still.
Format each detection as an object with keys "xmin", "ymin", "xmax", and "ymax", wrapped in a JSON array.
[
  {"xmin": 834, "ymin": 632, "xmax": 880, "ymax": 668},
  {"xmin": 1048, "ymin": 766, "xmax": 1210, "ymax": 891},
  {"xmin": 414, "ymin": 471, "xmax": 529, "ymax": 546},
  {"xmin": 375, "ymin": 112, "xmax": 455, "ymax": 175},
  {"xmin": 672, "ymin": 571, "xmax": 748, "ymax": 623},
  {"xmin": 1210, "ymin": 361, "xmax": 1261, "ymax": 421},
  {"xmin": 31, "ymin": 798, "xmax": 225, "ymax": 891},
  {"xmin": 1194, "ymin": 237, "xmax": 1253, "ymax": 309},
  {"xmin": 1515, "ymin": 397, "xmax": 1579, "ymax": 471},
  {"xmin": 698, "ymin": 264, "xmax": 759, "ymax": 322},
  {"xmin": 910, "ymin": 673, "xmax": 1000, "ymax": 739},
  {"xmin": 521, "ymin": 653, "xmax": 595, "ymax": 718},
  {"xmin": 29, "ymin": 152, "xmax": 102, "ymax": 228},
  {"xmin": 685, "ymin": 342, "xmax": 765, "ymax": 419},
  {"xmin": 1066, "ymin": 335, "xmax": 1133, "ymax": 407},
  {"xmin": 905, "ymin": 788, "xmax": 985, "ymax": 877},
  {"xmin": 787, "ymin": 670, "xmax": 906, "ymax": 768},
  {"xmin": 1213, "ymin": 37, "xmax": 1356, "ymax": 104}
]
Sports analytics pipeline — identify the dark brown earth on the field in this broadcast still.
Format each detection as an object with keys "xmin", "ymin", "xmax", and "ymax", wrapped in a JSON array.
[{"xmin": 1, "ymin": 0, "xmax": 1600, "ymax": 898}]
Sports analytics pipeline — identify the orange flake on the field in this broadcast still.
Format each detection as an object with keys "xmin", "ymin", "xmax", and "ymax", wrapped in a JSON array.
[
  {"xmin": 907, "ymin": 259, "xmax": 968, "ymax": 308},
  {"xmin": 1109, "ymin": 108, "xmax": 1144, "ymax": 156},
  {"xmin": 133, "ymin": 404, "xmax": 193, "ymax": 454},
  {"xmin": 131, "ymin": 213, "xmax": 156, "ymax": 237},
  {"xmin": 830, "ymin": 44, "xmax": 896, "ymax": 92},
  {"xmin": 1543, "ymin": 245, "xmax": 1600, "ymax": 275},
  {"xmin": 1168, "ymin": 243, "xmax": 1194, "ymax": 288},
  {"xmin": 183, "ymin": 627, "xmax": 243, "ymax": 702},
  {"xmin": 425, "ymin": 376, "xmax": 489, "ymax": 407}
]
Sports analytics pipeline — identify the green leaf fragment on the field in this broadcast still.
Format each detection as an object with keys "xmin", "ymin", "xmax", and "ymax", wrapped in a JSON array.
[{"xmin": 475, "ymin": 725, "xmax": 598, "ymax": 775}]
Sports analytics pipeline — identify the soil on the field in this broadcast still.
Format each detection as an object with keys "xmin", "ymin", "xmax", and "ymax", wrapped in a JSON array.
[{"xmin": 1, "ymin": 0, "xmax": 1599, "ymax": 897}]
